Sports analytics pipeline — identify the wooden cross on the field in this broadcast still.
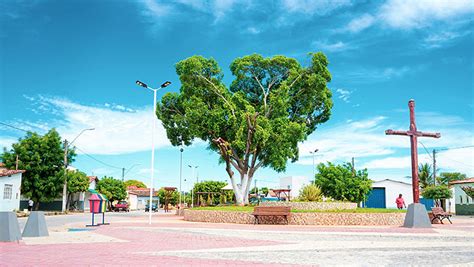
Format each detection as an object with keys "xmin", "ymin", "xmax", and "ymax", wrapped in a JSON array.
[{"xmin": 385, "ymin": 99, "xmax": 440, "ymax": 203}]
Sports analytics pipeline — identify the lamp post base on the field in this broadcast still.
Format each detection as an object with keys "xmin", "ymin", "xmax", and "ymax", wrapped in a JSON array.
[{"xmin": 403, "ymin": 203, "xmax": 432, "ymax": 228}]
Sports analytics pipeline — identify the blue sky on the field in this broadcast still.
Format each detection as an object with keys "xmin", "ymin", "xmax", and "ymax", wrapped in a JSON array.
[{"xmin": 1, "ymin": 0, "xmax": 473, "ymax": 190}]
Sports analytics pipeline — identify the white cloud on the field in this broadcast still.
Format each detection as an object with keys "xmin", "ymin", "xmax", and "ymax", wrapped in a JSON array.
[
  {"xmin": 343, "ymin": 0, "xmax": 473, "ymax": 34},
  {"xmin": 335, "ymin": 88, "xmax": 352, "ymax": 103},
  {"xmin": 246, "ymin": 27, "xmax": 261, "ymax": 35},
  {"xmin": 423, "ymin": 31, "xmax": 470, "ymax": 49},
  {"xmin": 281, "ymin": 0, "xmax": 352, "ymax": 15},
  {"xmin": 141, "ymin": 0, "xmax": 173, "ymax": 19},
  {"xmin": 338, "ymin": 65, "xmax": 417, "ymax": 83},
  {"xmin": 345, "ymin": 14, "xmax": 375, "ymax": 33},
  {"xmin": 379, "ymin": 0, "xmax": 474, "ymax": 29},
  {"xmin": 314, "ymin": 41, "xmax": 348, "ymax": 52},
  {"xmin": 3, "ymin": 96, "xmax": 172, "ymax": 155}
]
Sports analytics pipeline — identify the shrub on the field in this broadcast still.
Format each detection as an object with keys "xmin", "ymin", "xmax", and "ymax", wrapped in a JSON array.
[
  {"xmin": 298, "ymin": 184, "xmax": 323, "ymax": 202},
  {"xmin": 421, "ymin": 185, "xmax": 452, "ymax": 200}
]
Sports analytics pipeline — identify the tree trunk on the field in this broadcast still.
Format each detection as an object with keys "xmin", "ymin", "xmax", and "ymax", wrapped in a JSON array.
[{"xmin": 34, "ymin": 202, "xmax": 40, "ymax": 211}]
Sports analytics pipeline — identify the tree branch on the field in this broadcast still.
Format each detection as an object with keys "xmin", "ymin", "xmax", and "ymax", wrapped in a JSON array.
[{"xmin": 197, "ymin": 73, "xmax": 236, "ymax": 117}]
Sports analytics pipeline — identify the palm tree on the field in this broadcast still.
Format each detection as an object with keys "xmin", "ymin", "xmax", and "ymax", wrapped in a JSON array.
[{"xmin": 418, "ymin": 163, "xmax": 433, "ymax": 191}]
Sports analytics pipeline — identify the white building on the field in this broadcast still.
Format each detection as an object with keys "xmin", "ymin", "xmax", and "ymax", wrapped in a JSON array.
[
  {"xmin": 0, "ymin": 165, "xmax": 25, "ymax": 212},
  {"xmin": 279, "ymin": 176, "xmax": 310, "ymax": 199},
  {"xmin": 364, "ymin": 179, "xmax": 413, "ymax": 209},
  {"xmin": 447, "ymin": 178, "xmax": 474, "ymax": 215}
]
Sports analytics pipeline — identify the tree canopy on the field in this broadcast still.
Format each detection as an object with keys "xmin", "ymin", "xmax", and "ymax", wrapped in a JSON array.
[
  {"xmin": 124, "ymin": 179, "xmax": 147, "ymax": 189},
  {"xmin": 2, "ymin": 129, "xmax": 74, "ymax": 210},
  {"xmin": 66, "ymin": 169, "xmax": 89, "ymax": 209},
  {"xmin": 315, "ymin": 162, "xmax": 372, "ymax": 203},
  {"xmin": 96, "ymin": 176, "xmax": 127, "ymax": 205},
  {"xmin": 421, "ymin": 185, "xmax": 452, "ymax": 200},
  {"xmin": 157, "ymin": 52, "xmax": 333, "ymax": 204},
  {"xmin": 418, "ymin": 163, "xmax": 433, "ymax": 190},
  {"xmin": 438, "ymin": 172, "xmax": 467, "ymax": 185}
]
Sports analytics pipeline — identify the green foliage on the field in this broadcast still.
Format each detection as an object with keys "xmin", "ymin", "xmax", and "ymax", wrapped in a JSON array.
[
  {"xmin": 96, "ymin": 176, "xmax": 127, "ymax": 203},
  {"xmin": 421, "ymin": 185, "xmax": 452, "ymax": 200},
  {"xmin": 418, "ymin": 163, "xmax": 433, "ymax": 190},
  {"xmin": 461, "ymin": 186, "xmax": 474, "ymax": 198},
  {"xmin": 192, "ymin": 180, "xmax": 227, "ymax": 205},
  {"xmin": 124, "ymin": 179, "xmax": 147, "ymax": 189},
  {"xmin": 438, "ymin": 172, "xmax": 467, "ymax": 185},
  {"xmin": 315, "ymin": 162, "xmax": 372, "ymax": 203},
  {"xmin": 157, "ymin": 188, "xmax": 179, "ymax": 205},
  {"xmin": 298, "ymin": 184, "xmax": 323, "ymax": 202},
  {"xmin": 2, "ymin": 129, "xmax": 74, "ymax": 208},
  {"xmin": 66, "ymin": 170, "xmax": 89, "ymax": 194},
  {"xmin": 157, "ymin": 53, "xmax": 333, "ymax": 204},
  {"xmin": 219, "ymin": 193, "xmax": 227, "ymax": 204},
  {"xmin": 260, "ymin": 187, "xmax": 269, "ymax": 195}
]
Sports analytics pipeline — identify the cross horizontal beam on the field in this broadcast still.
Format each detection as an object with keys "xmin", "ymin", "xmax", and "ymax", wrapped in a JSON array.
[{"xmin": 385, "ymin": 129, "xmax": 441, "ymax": 138}]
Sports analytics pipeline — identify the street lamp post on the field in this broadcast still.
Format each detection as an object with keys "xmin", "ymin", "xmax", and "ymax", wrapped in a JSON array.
[
  {"xmin": 121, "ymin": 163, "xmax": 142, "ymax": 182},
  {"xmin": 309, "ymin": 149, "xmax": 319, "ymax": 183},
  {"xmin": 62, "ymin": 128, "xmax": 95, "ymax": 212},
  {"xmin": 179, "ymin": 147, "xmax": 183, "ymax": 209},
  {"xmin": 188, "ymin": 165, "xmax": 198, "ymax": 207},
  {"xmin": 136, "ymin": 80, "xmax": 171, "ymax": 225}
]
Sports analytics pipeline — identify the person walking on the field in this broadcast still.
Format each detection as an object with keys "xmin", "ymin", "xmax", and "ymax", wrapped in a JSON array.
[
  {"xmin": 396, "ymin": 194, "xmax": 406, "ymax": 210},
  {"xmin": 28, "ymin": 199, "xmax": 34, "ymax": 211}
]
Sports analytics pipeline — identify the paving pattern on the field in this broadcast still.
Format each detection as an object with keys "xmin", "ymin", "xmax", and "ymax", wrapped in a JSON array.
[{"xmin": 1, "ymin": 212, "xmax": 473, "ymax": 266}]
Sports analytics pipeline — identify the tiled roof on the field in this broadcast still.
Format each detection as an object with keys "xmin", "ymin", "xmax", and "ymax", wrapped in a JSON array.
[
  {"xmin": 0, "ymin": 168, "xmax": 26, "ymax": 177},
  {"xmin": 449, "ymin": 178, "xmax": 474, "ymax": 185},
  {"xmin": 128, "ymin": 188, "xmax": 159, "ymax": 197}
]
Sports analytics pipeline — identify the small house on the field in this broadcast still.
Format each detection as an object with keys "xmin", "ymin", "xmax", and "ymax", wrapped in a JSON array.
[
  {"xmin": 364, "ymin": 179, "xmax": 413, "ymax": 209},
  {"xmin": 448, "ymin": 178, "xmax": 474, "ymax": 215},
  {"xmin": 0, "ymin": 164, "xmax": 25, "ymax": 212}
]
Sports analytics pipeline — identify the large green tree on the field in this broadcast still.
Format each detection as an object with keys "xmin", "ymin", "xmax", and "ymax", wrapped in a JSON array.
[
  {"xmin": 192, "ymin": 180, "xmax": 227, "ymax": 206},
  {"xmin": 66, "ymin": 170, "xmax": 89, "ymax": 209},
  {"xmin": 124, "ymin": 179, "xmax": 147, "ymax": 189},
  {"xmin": 2, "ymin": 129, "xmax": 74, "ymax": 210},
  {"xmin": 315, "ymin": 162, "xmax": 372, "ymax": 203},
  {"xmin": 158, "ymin": 53, "xmax": 333, "ymax": 204},
  {"xmin": 96, "ymin": 176, "xmax": 127, "ymax": 208}
]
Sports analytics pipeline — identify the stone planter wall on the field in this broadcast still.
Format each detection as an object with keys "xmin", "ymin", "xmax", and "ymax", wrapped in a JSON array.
[
  {"xmin": 259, "ymin": 201, "xmax": 357, "ymax": 210},
  {"xmin": 183, "ymin": 210, "xmax": 405, "ymax": 226}
]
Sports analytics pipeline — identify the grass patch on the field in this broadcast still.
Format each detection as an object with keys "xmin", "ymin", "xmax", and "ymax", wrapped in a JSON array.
[{"xmin": 191, "ymin": 206, "xmax": 405, "ymax": 213}]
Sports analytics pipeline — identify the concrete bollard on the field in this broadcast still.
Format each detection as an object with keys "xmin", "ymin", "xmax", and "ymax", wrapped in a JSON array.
[
  {"xmin": 403, "ymin": 203, "xmax": 432, "ymax": 228},
  {"xmin": 22, "ymin": 211, "xmax": 49, "ymax": 237},
  {"xmin": 0, "ymin": 212, "xmax": 22, "ymax": 242}
]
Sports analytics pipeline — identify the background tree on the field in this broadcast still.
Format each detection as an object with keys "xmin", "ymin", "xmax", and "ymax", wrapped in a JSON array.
[
  {"xmin": 192, "ymin": 180, "xmax": 227, "ymax": 206},
  {"xmin": 421, "ymin": 185, "xmax": 452, "ymax": 207},
  {"xmin": 66, "ymin": 170, "xmax": 89, "ymax": 210},
  {"xmin": 124, "ymin": 179, "xmax": 147, "ymax": 189},
  {"xmin": 315, "ymin": 162, "xmax": 372, "ymax": 203},
  {"xmin": 2, "ymin": 129, "xmax": 74, "ymax": 210},
  {"xmin": 438, "ymin": 172, "xmax": 467, "ymax": 185},
  {"xmin": 157, "ymin": 188, "xmax": 179, "ymax": 206},
  {"xmin": 461, "ymin": 186, "xmax": 474, "ymax": 199},
  {"xmin": 158, "ymin": 53, "xmax": 333, "ymax": 204},
  {"xmin": 96, "ymin": 176, "xmax": 126, "ymax": 209},
  {"xmin": 418, "ymin": 163, "xmax": 433, "ymax": 190}
]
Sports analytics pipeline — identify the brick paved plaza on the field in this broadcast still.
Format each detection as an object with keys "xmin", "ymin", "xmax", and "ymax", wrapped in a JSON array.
[{"xmin": 1, "ymin": 212, "xmax": 473, "ymax": 266}]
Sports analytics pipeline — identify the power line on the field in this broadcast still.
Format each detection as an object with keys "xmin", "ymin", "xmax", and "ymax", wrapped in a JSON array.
[
  {"xmin": 74, "ymin": 146, "xmax": 122, "ymax": 170},
  {"xmin": 0, "ymin": 122, "xmax": 35, "ymax": 134},
  {"xmin": 418, "ymin": 141, "xmax": 433, "ymax": 160}
]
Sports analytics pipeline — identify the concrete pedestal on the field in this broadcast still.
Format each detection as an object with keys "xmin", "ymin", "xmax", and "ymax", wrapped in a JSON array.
[
  {"xmin": 0, "ymin": 212, "xmax": 22, "ymax": 242},
  {"xmin": 403, "ymin": 203, "xmax": 432, "ymax": 228},
  {"xmin": 22, "ymin": 211, "xmax": 49, "ymax": 237}
]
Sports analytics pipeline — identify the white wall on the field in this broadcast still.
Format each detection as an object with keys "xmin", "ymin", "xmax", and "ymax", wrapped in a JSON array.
[
  {"xmin": 279, "ymin": 176, "xmax": 310, "ymax": 198},
  {"xmin": 0, "ymin": 173, "xmax": 22, "ymax": 212},
  {"xmin": 372, "ymin": 180, "xmax": 413, "ymax": 209},
  {"xmin": 128, "ymin": 194, "xmax": 138, "ymax": 210}
]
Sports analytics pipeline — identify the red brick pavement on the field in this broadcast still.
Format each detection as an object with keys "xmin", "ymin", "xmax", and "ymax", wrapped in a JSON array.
[{"xmin": 0, "ymin": 221, "xmax": 296, "ymax": 267}]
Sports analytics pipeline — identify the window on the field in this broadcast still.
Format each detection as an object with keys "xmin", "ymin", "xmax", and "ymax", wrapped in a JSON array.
[{"xmin": 3, "ymin": 184, "xmax": 13, "ymax": 200}]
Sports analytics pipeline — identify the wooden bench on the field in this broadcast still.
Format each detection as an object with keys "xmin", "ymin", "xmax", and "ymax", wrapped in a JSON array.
[
  {"xmin": 252, "ymin": 206, "xmax": 291, "ymax": 225},
  {"xmin": 431, "ymin": 207, "xmax": 452, "ymax": 224}
]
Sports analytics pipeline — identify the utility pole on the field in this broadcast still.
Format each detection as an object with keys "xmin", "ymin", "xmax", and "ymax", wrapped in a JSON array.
[
  {"xmin": 309, "ymin": 149, "xmax": 319, "ymax": 183},
  {"xmin": 432, "ymin": 149, "xmax": 437, "ymax": 186},
  {"xmin": 352, "ymin": 157, "xmax": 355, "ymax": 175},
  {"xmin": 15, "ymin": 155, "xmax": 19, "ymax": 170},
  {"xmin": 179, "ymin": 147, "xmax": 183, "ymax": 209},
  {"xmin": 121, "ymin": 168, "xmax": 125, "ymax": 182},
  {"xmin": 62, "ymin": 139, "xmax": 68, "ymax": 212}
]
